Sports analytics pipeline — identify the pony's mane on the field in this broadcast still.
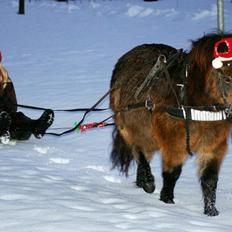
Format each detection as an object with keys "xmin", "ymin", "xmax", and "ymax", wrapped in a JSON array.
[{"xmin": 188, "ymin": 33, "xmax": 232, "ymax": 74}]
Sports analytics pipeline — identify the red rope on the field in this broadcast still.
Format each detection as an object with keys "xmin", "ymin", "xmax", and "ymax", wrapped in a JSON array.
[{"xmin": 78, "ymin": 122, "xmax": 107, "ymax": 132}]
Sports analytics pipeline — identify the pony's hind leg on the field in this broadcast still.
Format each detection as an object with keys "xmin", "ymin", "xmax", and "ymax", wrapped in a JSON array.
[
  {"xmin": 136, "ymin": 152, "xmax": 155, "ymax": 193},
  {"xmin": 160, "ymin": 164, "xmax": 182, "ymax": 204}
]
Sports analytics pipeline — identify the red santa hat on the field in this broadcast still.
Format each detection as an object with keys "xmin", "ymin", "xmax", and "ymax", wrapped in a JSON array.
[{"xmin": 212, "ymin": 38, "xmax": 232, "ymax": 69}]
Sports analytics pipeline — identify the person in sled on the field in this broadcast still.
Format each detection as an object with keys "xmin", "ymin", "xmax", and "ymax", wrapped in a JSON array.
[{"xmin": 0, "ymin": 52, "xmax": 54, "ymax": 144}]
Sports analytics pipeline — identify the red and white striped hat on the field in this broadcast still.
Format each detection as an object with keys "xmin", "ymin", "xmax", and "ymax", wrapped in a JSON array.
[{"xmin": 212, "ymin": 38, "xmax": 232, "ymax": 69}]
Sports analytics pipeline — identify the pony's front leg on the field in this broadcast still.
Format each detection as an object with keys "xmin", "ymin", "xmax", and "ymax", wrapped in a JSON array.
[
  {"xmin": 198, "ymin": 142, "xmax": 226, "ymax": 216},
  {"xmin": 136, "ymin": 152, "xmax": 155, "ymax": 193},
  {"xmin": 160, "ymin": 164, "xmax": 182, "ymax": 203},
  {"xmin": 200, "ymin": 161, "xmax": 219, "ymax": 216}
]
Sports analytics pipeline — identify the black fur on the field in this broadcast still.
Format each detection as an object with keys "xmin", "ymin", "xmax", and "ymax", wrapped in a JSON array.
[
  {"xmin": 160, "ymin": 165, "xmax": 182, "ymax": 204},
  {"xmin": 200, "ymin": 163, "xmax": 219, "ymax": 216},
  {"xmin": 110, "ymin": 127, "xmax": 134, "ymax": 176},
  {"xmin": 136, "ymin": 152, "xmax": 155, "ymax": 193}
]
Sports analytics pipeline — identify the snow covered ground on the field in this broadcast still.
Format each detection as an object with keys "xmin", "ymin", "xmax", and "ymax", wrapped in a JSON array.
[{"xmin": 1, "ymin": 0, "xmax": 232, "ymax": 231}]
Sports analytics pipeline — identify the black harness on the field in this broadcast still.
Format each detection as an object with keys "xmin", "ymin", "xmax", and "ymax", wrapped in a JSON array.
[
  {"xmin": 165, "ymin": 104, "xmax": 232, "ymax": 121},
  {"xmin": 124, "ymin": 51, "xmax": 232, "ymax": 155},
  {"xmin": 125, "ymin": 100, "xmax": 232, "ymax": 121}
]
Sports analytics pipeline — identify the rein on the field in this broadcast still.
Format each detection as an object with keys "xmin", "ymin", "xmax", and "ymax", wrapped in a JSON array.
[
  {"xmin": 10, "ymin": 90, "xmax": 113, "ymax": 136},
  {"xmin": 17, "ymin": 103, "xmax": 109, "ymax": 112},
  {"xmin": 45, "ymin": 89, "xmax": 112, "ymax": 136},
  {"xmin": 15, "ymin": 89, "xmax": 114, "ymax": 136}
]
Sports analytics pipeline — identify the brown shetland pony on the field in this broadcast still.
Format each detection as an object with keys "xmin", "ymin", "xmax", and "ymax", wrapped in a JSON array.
[{"xmin": 110, "ymin": 33, "xmax": 232, "ymax": 216}]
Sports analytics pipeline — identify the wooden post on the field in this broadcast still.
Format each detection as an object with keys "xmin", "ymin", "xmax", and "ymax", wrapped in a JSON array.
[{"xmin": 18, "ymin": 0, "xmax": 25, "ymax": 15}]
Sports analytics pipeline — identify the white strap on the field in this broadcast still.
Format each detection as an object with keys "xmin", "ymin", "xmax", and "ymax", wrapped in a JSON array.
[
  {"xmin": 190, "ymin": 109, "xmax": 226, "ymax": 121},
  {"xmin": 182, "ymin": 106, "xmax": 187, "ymax": 119}
]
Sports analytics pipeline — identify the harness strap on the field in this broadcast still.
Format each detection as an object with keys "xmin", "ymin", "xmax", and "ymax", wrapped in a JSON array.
[
  {"xmin": 16, "ymin": 103, "xmax": 109, "ymax": 112},
  {"xmin": 46, "ymin": 89, "xmax": 112, "ymax": 136},
  {"xmin": 121, "ymin": 99, "xmax": 232, "ymax": 157},
  {"xmin": 134, "ymin": 50, "xmax": 184, "ymax": 100},
  {"xmin": 166, "ymin": 106, "xmax": 228, "ymax": 121},
  {"xmin": 135, "ymin": 54, "xmax": 166, "ymax": 99},
  {"xmin": 184, "ymin": 107, "xmax": 193, "ymax": 156},
  {"xmin": 122, "ymin": 98, "xmax": 231, "ymax": 121},
  {"xmin": 123, "ymin": 100, "xmax": 154, "ymax": 112},
  {"xmin": 162, "ymin": 63, "xmax": 181, "ymax": 106}
]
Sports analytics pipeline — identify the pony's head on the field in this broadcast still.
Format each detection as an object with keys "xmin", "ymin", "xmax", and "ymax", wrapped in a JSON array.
[{"xmin": 188, "ymin": 33, "xmax": 232, "ymax": 104}]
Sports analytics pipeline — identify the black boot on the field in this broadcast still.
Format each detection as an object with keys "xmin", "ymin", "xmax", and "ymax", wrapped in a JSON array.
[
  {"xmin": 0, "ymin": 111, "xmax": 11, "ymax": 144},
  {"xmin": 33, "ymin": 109, "xmax": 54, "ymax": 139}
]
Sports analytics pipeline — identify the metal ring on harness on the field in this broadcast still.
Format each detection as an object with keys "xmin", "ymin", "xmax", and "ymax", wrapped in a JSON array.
[{"xmin": 145, "ymin": 99, "xmax": 155, "ymax": 111}]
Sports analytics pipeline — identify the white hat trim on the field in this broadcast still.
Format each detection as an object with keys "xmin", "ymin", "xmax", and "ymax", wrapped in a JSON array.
[{"xmin": 212, "ymin": 56, "xmax": 232, "ymax": 69}]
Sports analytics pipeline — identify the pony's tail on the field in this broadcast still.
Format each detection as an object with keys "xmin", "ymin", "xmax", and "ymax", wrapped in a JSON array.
[{"xmin": 111, "ymin": 127, "xmax": 134, "ymax": 176}]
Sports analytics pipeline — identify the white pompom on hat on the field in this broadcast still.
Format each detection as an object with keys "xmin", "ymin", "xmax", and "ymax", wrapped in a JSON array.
[{"xmin": 212, "ymin": 57, "xmax": 223, "ymax": 69}]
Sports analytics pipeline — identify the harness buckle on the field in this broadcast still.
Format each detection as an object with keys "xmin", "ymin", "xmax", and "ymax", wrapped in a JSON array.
[
  {"xmin": 145, "ymin": 100, "xmax": 154, "ymax": 111},
  {"xmin": 225, "ymin": 104, "xmax": 232, "ymax": 121},
  {"xmin": 158, "ymin": 54, "xmax": 167, "ymax": 64}
]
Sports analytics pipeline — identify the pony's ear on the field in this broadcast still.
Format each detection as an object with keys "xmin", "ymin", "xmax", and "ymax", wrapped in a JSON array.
[
  {"xmin": 0, "ymin": 52, "xmax": 2, "ymax": 63},
  {"xmin": 212, "ymin": 57, "xmax": 223, "ymax": 69}
]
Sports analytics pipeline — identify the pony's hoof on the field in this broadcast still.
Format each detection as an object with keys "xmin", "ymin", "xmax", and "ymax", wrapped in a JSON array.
[
  {"xmin": 204, "ymin": 206, "xmax": 219, "ymax": 216},
  {"xmin": 136, "ymin": 180, "xmax": 155, "ymax": 193},
  {"xmin": 160, "ymin": 197, "xmax": 175, "ymax": 204},
  {"xmin": 142, "ymin": 182, "xmax": 155, "ymax": 193},
  {"xmin": 160, "ymin": 190, "xmax": 175, "ymax": 204}
]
